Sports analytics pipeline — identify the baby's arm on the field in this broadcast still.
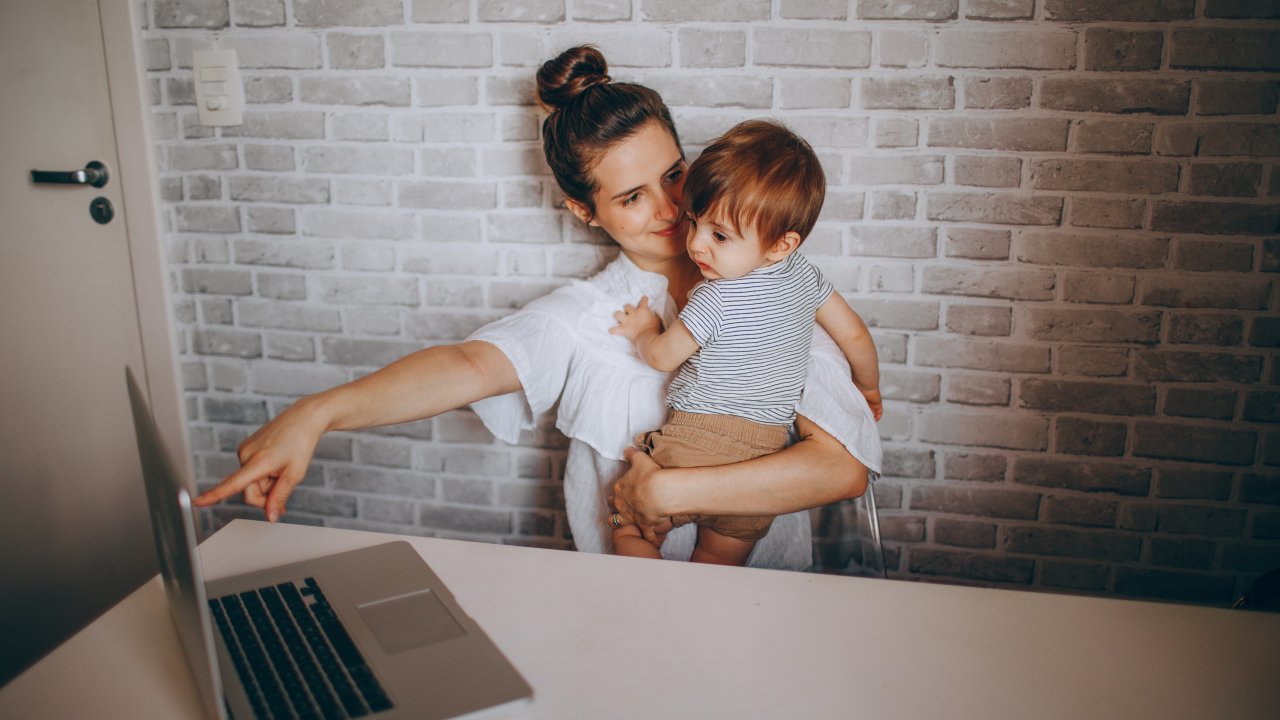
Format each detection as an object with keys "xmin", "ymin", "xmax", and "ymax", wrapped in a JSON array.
[
  {"xmin": 610, "ymin": 296, "xmax": 700, "ymax": 372},
  {"xmin": 815, "ymin": 292, "xmax": 883, "ymax": 420}
]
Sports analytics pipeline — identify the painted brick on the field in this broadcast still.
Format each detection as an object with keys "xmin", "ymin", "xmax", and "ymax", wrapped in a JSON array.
[
  {"xmin": 1136, "ymin": 350, "xmax": 1262, "ymax": 383},
  {"xmin": 256, "ymin": 272, "xmax": 306, "ymax": 301},
  {"xmin": 1022, "ymin": 308, "xmax": 1162, "ymax": 344},
  {"xmin": 1187, "ymin": 163, "xmax": 1263, "ymax": 198},
  {"xmin": 849, "ymin": 226, "xmax": 937, "ymax": 257},
  {"xmin": 1005, "ymin": 526, "xmax": 1140, "ymax": 562},
  {"xmin": 244, "ymin": 144, "xmax": 294, "ymax": 171},
  {"xmin": 848, "ymin": 155, "xmax": 944, "ymax": 185},
  {"xmin": 203, "ymin": 396, "xmax": 268, "ymax": 424},
  {"xmin": 169, "ymin": 144, "xmax": 238, "ymax": 171},
  {"xmin": 177, "ymin": 35, "xmax": 321, "ymax": 70},
  {"xmin": 1114, "ymin": 568, "xmax": 1236, "ymax": 604},
  {"xmin": 1040, "ymin": 561, "xmax": 1109, "ymax": 591},
  {"xmin": 916, "ymin": 337, "xmax": 1049, "ymax": 373},
  {"xmin": 330, "ymin": 465, "xmax": 435, "ymax": 499},
  {"xmin": 928, "ymin": 117, "xmax": 1068, "ymax": 152},
  {"xmin": 239, "ymin": 302, "xmax": 341, "ymax": 332},
  {"xmin": 392, "ymin": 33, "xmax": 492, "ymax": 68},
  {"xmin": 907, "ymin": 546, "xmax": 1032, "ymax": 585},
  {"xmin": 678, "ymin": 29, "xmax": 745, "ymax": 68},
  {"xmin": 858, "ymin": 0, "xmax": 959, "ymax": 21},
  {"xmin": 881, "ymin": 368, "xmax": 941, "ymax": 403},
  {"xmin": 878, "ymin": 30, "xmax": 928, "ymax": 68},
  {"xmin": 1244, "ymin": 392, "xmax": 1280, "ymax": 423},
  {"xmin": 478, "ymin": 0, "xmax": 564, "ymax": 22},
  {"xmin": 927, "ymin": 193, "xmax": 1063, "ymax": 226},
  {"xmin": 754, "ymin": 29, "xmax": 872, "ymax": 69},
  {"xmin": 1061, "ymin": 273, "xmax": 1136, "ymax": 307},
  {"xmin": 183, "ymin": 269, "xmax": 252, "ymax": 296},
  {"xmin": 1020, "ymin": 379, "xmax": 1156, "ymax": 416},
  {"xmin": 304, "ymin": 146, "xmax": 414, "ymax": 176},
  {"xmin": 953, "ymin": 156, "xmax": 1021, "ymax": 188},
  {"xmin": 222, "ymin": 112, "xmax": 325, "ymax": 139},
  {"xmin": 235, "ymin": 239, "xmax": 335, "ymax": 269},
  {"xmin": 1069, "ymin": 198, "xmax": 1146, "ymax": 230},
  {"xmin": 301, "ymin": 209, "xmax": 415, "ymax": 240},
  {"xmin": 965, "ymin": 0, "xmax": 1033, "ymax": 19},
  {"xmin": 328, "ymin": 33, "xmax": 385, "ymax": 70},
  {"xmin": 176, "ymin": 206, "xmax": 241, "ymax": 233},
  {"xmin": 252, "ymin": 365, "xmax": 347, "ymax": 397},
  {"xmin": 1045, "ymin": 496, "xmax": 1117, "ymax": 528},
  {"xmin": 1240, "ymin": 473, "xmax": 1280, "ymax": 505},
  {"xmin": 1251, "ymin": 318, "xmax": 1280, "ymax": 347},
  {"xmin": 922, "ymin": 267, "xmax": 1055, "ymax": 301},
  {"xmin": 918, "ymin": 410, "xmax": 1049, "ymax": 450},
  {"xmin": 410, "ymin": 0, "xmax": 469, "ymax": 22},
  {"xmin": 1198, "ymin": 80, "xmax": 1280, "ymax": 117},
  {"xmin": 962, "ymin": 77, "xmax": 1032, "ymax": 110},
  {"xmin": 861, "ymin": 77, "xmax": 954, "ymax": 110},
  {"xmin": 1016, "ymin": 233, "xmax": 1168, "ymax": 269},
  {"xmin": 194, "ymin": 329, "xmax": 263, "ymax": 359},
  {"xmin": 1155, "ymin": 469, "xmax": 1233, "ymax": 501},
  {"xmin": 1168, "ymin": 314, "xmax": 1245, "ymax": 347},
  {"xmin": 641, "ymin": 0, "xmax": 768, "ymax": 21},
  {"xmin": 946, "ymin": 375, "xmax": 1010, "ymax": 406},
  {"xmin": 1139, "ymin": 276, "xmax": 1272, "ymax": 310},
  {"xmin": 944, "ymin": 453, "xmax": 1007, "ymax": 483},
  {"xmin": 1073, "ymin": 121, "xmax": 1153, "ymax": 155},
  {"xmin": 1133, "ymin": 423, "xmax": 1256, "ymax": 465},
  {"xmin": 1171, "ymin": 29, "xmax": 1280, "ymax": 72},
  {"xmin": 1158, "ymin": 123, "xmax": 1280, "ymax": 157},
  {"xmin": 155, "ymin": 0, "xmax": 229, "ymax": 28},
  {"xmin": 1032, "ymin": 159, "xmax": 1178, "ymax": 194},
  {"xmin": 648, "ymin": 76, "xmax": 772, "ymax": 109},
  {"xmin": 229, "ymin": 176, "xmax": 330, "ymax": 204},
  {"xmin": 1085, "ymin": 29, "xmax": 1162, "ymax": 72},
  {"xmin": 334, "ymin": 179, "xmax": 393, "ymax": 206},
  {"xmin": 1056, "ymin": 416, "xmax": 1127, "ymax": 457},
  {"xmin": 933, "ymin": 518, "xmax": 996, "ymax": 548},
  {"xmin": 1040, "ymin": 79, "xmax": 1190, "ymax": 115},
  {"xmin": 875, "ymin": 119, "xmax": 919, "ymax": 148},
  {"xmin": 1149, "ymin": 538, "xmax": 1216, "ymax": 569},
  {"xmin": 1205, "ymin": 0, "xmax": 1280, "ymax": 17},
  {"xmin": 780, "ymin": 78, "xmax": 851, "ymax": 110},
  {"xmin": 294, "ymin": 0, "xmax": 402, "ymax": 26},
  {"xmin": 936, "ymin": 29, "xmax": 1075, "ymax": 70},
  {"xmin": 1043, "ymin": 0, "xmax": 1194, "ymax": 21},
  {"xmin": 945, "ymin": 304, "xmax": 1011, "ymax": 337},
  {"xmin": 1014, "ymin": 457, "xmax": 1150, "ymax": 495},
  {"xmin": 775, "ymin": 117, "xmax": 868, "ymax": 149},
  {"xmin": 852, "ymin": 298, "xmax": 940, "ymax": 331},
  {"xmin": 323, "ymin": 338, "xmax": 421, "ymax": 367},
  {"xmin": 1174, "ymin": 239, "xmax": 1255, "ymax": 273},
  {"xmin": 300, "ymin": 77, "xmax": 409, "ymax": 107},
  {"xmin": 1165, "ymin": 387, "xmax": 1237, "ymax": 421},
  {"xmin": 868, "ymin": 192, "xmax": 916, "ymax": 221},
  {"xmin": 944, "ymin": 228, "xmax": 1010, "ymax": 260}
]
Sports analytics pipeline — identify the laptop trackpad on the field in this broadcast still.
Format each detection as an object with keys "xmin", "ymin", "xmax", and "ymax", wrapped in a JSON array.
[{"xmin": 358, "ymin": 590, "xmax": 466, "ymax": 654}]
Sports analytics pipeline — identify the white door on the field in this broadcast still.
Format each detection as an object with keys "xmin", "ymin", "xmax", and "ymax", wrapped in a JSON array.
[{"xmin": 0, "ymin": 0, "xmax": 159, "ymax": 683}]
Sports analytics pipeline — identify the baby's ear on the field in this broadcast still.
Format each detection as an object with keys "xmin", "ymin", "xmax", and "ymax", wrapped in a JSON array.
[{"xmin": 765, "ymin": 231, "xmax": 802, "ymax": 262}]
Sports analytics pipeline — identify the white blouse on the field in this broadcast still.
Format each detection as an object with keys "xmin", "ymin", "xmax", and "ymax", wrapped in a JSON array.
[{"xmin": 468, "ymin": 253, "xmax": 882, "ymax": 570}]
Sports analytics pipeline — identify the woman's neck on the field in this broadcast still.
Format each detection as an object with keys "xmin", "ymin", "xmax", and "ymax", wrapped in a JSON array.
[{"xmin": 627, "ymin": 253, "xmax": 702, "ymax": 310}]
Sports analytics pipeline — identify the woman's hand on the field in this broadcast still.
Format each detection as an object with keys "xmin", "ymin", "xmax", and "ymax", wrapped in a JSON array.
[
  {"xmin": 610, "ymin": 446, "xmax": 674, "ymax": 544},
  {"xmin": 192, "ymin": 397, "xmax": 330, "ymax": 522},
  {"xmin": 609, "ymin": 296, "xmax": 661, "ymax": 343}
]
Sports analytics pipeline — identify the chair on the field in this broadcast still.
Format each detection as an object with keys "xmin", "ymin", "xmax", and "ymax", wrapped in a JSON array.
[{"xmin": 851, "ymin": 480, "xmax": 886, "ymax": 579}]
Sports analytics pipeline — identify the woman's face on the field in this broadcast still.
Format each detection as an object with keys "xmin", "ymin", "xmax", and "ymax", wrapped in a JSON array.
[{"xmin": 566, "ymin": 121, "xmax": 689, "ymax": 271}]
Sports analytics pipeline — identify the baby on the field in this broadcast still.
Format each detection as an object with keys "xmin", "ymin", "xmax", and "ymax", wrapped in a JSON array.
[{"xmin": 611, "ymin": 119, "xmax": 882, "ymax": 566}]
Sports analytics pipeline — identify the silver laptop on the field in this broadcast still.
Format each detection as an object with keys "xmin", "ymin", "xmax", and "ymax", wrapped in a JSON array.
[{"xmin": 127, "ymin": 369, "xmax": 533, "ymax": 720}]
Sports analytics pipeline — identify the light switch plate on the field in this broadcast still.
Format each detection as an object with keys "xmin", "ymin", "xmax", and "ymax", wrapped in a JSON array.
[{"xmin": 192, "ymin": 49, "xmax": 244, "ymax": 127}]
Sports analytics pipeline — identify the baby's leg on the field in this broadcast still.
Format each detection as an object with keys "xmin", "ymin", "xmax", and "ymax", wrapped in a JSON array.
[
  {"xmin": 612, "ymin": 523, "xmax": 663, "ymax": 559},
  {"xmin": 690, "ymin": 526, "xmax": 756, "ymax": 566}
]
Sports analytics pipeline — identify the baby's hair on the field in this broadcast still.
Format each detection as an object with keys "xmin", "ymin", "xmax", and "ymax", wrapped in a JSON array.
[
  {"xmin": 536, "ymin": 45, "xmax": 682, "ymax": 214},
  {"xmin": 684, "ymin": 119, "xmax": 825, "ymax": 248}
]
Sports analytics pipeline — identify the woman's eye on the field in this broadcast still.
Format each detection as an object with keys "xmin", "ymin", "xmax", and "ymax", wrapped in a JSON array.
[
  {"xmin": 665, "ymin": 169, "xmax": 684, "ymax": 184},
  {"xmin": 622, "ymin": 192, "xmax": 640, "ymax": 207},
  {"xmin": 686, "ymin": 213, "xmax": 697, "ymax": 227}
]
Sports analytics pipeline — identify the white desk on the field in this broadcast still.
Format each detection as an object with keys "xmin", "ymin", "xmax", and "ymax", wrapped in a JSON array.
[{"xmin": 3, "ymin": 519, "xmax": 1278, "ymax": 719}]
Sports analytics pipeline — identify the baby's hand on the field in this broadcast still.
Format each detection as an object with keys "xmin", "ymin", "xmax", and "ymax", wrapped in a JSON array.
[
  {"xmin": 860, "ymin": 386, "xmax": 883, "ymax": 422},
  {"xmin": 610, "ymin": 296, "xmax": 661, "ymax": 342}
]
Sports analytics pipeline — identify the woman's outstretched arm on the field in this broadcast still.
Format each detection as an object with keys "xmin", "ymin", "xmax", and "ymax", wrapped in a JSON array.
[
  {"xmin": 610, "ymin": 414, "xmax": 868, "ymax": 542},
  {"xmin": 193, "ymin": 340, "xmax": 520, "ymax": 521}
]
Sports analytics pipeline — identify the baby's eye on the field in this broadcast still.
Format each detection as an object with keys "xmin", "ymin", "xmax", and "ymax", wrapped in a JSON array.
[{"xmin": 712, "ymin": 232, "xmax": 727, "ymax": 243}]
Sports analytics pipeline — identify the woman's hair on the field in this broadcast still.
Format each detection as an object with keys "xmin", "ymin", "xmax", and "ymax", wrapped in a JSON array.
[
  {"xmin": 536, "ymin": 45, "xmax": 681, "ymax": 214},
  {"xmin": 684, "ymin": 119, "xmax": 826, "ymax": 247}
]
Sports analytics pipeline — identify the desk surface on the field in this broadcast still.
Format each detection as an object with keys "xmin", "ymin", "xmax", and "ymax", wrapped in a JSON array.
[{"xmin": 3, "ymin": 519, "xmax": 1278, "ymax": 719}]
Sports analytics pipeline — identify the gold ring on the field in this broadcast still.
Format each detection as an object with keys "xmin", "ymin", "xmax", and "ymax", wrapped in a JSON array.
[{"xmin": 609, "ymin": 512, "xmax": 623, "ymax": 528}]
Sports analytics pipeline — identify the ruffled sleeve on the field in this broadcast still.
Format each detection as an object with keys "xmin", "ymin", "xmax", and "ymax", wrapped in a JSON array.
[
  {"xmin": 466, "ymin": 291, "xmax": 578, "ymax": 445},
  {"xmin": 796, "ymin": 326, "xmax": 884, "ymax": 475}
]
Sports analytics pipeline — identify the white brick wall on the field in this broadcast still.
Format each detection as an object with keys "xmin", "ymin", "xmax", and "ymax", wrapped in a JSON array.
[{"xmin": 143, "ymin": 0, "xmax": 1279, "ymax": 605}]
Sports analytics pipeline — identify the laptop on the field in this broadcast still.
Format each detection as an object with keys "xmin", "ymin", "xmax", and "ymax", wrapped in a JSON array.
[{"xmin": 126, "ymin": 369, "xmax": 533, "ymax": 720}]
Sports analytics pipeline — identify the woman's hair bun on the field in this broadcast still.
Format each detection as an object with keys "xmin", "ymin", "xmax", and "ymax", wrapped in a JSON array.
[{"xmin": 536, "ymin": 45, "xmax": 611, "ymax": 112}]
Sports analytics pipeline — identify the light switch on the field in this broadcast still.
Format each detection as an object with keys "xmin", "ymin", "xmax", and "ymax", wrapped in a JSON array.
[{"xmin": 192, "ymin": 49, "xmax": 243, "ymax": 127}]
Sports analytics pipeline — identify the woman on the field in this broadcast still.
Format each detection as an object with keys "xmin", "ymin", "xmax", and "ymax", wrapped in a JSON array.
[{"xmin": 195, "ymin": 46, "xmax": 881, "ymax": 570}]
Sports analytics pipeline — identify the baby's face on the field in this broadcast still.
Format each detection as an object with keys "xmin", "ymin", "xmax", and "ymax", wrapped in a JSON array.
[{"xmin": 684, "ymin": 208, "xmax": 775, "ymax": 281}]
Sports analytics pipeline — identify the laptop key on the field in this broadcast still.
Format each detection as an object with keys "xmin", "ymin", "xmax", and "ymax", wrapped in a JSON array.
[
  {"xmin": 279, "ymin": 582, "xmax": 368, "ymax": 719},
  {"xmin": 210, "ymin": 598, "xmax": 272, "ymax": 720},
  {"xmin": 242, "ymin": 590, "xmax": 317, "ymax": 718}
]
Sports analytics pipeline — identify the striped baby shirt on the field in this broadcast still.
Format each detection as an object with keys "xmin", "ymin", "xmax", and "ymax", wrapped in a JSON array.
[{"xmin": 668, "ymin": 251, "xmax": 834, "ymax": 426}]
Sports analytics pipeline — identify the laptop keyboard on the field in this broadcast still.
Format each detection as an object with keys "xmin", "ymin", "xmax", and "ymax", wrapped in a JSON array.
[{"xmin": 209, "ymin": 578, "xmax": 394, "ymax": 719}]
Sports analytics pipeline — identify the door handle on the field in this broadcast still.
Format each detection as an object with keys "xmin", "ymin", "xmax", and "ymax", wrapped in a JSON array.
[{"xmin": 30, "ymin": 160, "xmax": 109, "ymax": 188}]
